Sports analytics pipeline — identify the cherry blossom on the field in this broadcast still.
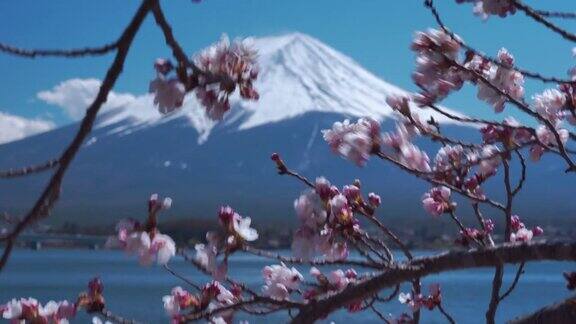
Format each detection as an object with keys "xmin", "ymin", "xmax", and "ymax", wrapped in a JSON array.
[
  {"xmin": 510, "ymin": 227, "xmax": 534, "ymax": 243},
  {"xmin": 461, "ymin": 0, "xmax": 516, "ymax": 19},
  {"xmin": 530, "ymin": 125, "xmax": 569, "ymax": 161},
  {"xmin": 162, "ymin": 286, "xmax": 198, "ymax": 317},
  {"xmin": 509, "ymin": 215, "xmax": 543, "ymax": 242},
  {"xmin": 422, "ymin": 186, "xmax": 454, "ymax": 217},
  {"xmin": 294, "ymin": 190, "xmax": 327, "ymax": 230},
  {"xmin": 194, "ymin": 35, "xmax": 259, "ymax": 120},
  {"xmin": 475, "ymin": 49, "xmax": 524, "ymax": 113},
  {"xmin": 533, "ymin": 89, "xmax": 567, "ymax": 123},
  {"xmin": 411, "ymin": 28, "xmax": 463, "ymax": 104},
  {"xmin": 322, "ymin": 118, "xmax": 381, "ymax": 166},
  {"xmin": 368, "ymin": 192, "xmax": 381, "ymax": 207},
  {"xmin": 262, "ymin": 263, "xmax": 303, "ymax": 300},
  {"xmin": 107, "ymin": 219, "xmax": 176, "ymax": 266},
  {"xmin": 398, "ymin": 284, "xmax": 442, "ymax": 312},
  {"xmin": 149, "ymin": 74, "xmax": 186, "ymax": 115},
  {"xmin": 1, "ymin": 298, "xmax": 76, "ymax": 323}
]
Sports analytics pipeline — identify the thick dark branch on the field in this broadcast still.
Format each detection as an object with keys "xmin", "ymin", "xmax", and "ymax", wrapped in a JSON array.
[
  {"xmin": 242, "ymin": 245, "xmax": 382, "ymax": 268},
  {"xmin": 0, "ymin": 0, "xmax": 154, "ymax": 271},
  {"xmin": 291, "ymin": 240, "xmax": 576, "ymax": 323},
  {"xmin": 0, "ymin": 159, "xmax": 59, "ymax": 179},
  {"xmin": 509, "ymin": 296, "xmax": 576, "ymax": 324},
  {"xmin": 0, "ymin": 42, "xmax": 118, "ymax": 59}
]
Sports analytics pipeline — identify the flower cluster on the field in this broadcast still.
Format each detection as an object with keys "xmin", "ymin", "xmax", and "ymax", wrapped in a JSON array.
[
  {"xmin": 1, "ymin": 298, "xmax": 76, "ymax": 323},
  {"xmin": 77, "ymin": 278, "xmax": 106, "ymax": 314},
  {"xmin": 149, "ymin": 58, "xmax": 186, "ymax": 114},
  {"xmin": 149, "ymin": 35, "xmax": 259, "ymax": 120},
  {"xmin": 480, "ymin": 117, "xmax": 533, "ymax": 148},
  {"xmin": 398, "ymin": 284, "xmax": 442, "ymax": 312},
  {"xmin": 218, "ymin": 205, "xmax": 259, "ymax": 246},
  {"xmin": 421, "ymin": 186, "xmax": 455, "ymax": 217},
  {"xmin": 162, "ymin": 281, "xmax": 239, "ymax": 324},
  {"xmin": 262, "ymin": 263, "xmax": 303, "ymax": 301},
  {"xmin": 455, "ymin": 219, "xmax": 494, "ymax": 246},
  {"xmin": 291, "ymin": 176, "xmax": 381, "ymax": 261},
  {"xmin": 322, "ymin": 118, "xmax": 381, "ymax": 166},
  {"xmin": 0, "ymin": 278, "xmax": 109, "ymax": 324},
  {"xmin": 194, "ymin": 35, "xmax": 259, "ymax": 120},
  {"xmin": 195, "ymin": 232, "xmax": 227, "ymax": 280},
  {"xmin": 431, "ymin": 144, "xmax": 502, "ymax": 200},
  {"xmin": 411, "ymin": 28, "xmax": 463, "ymax": 105},
  {"xmin": 457, "ymin": 0, "xmax": 516, "ymax": 19},
  {"xmin": 469, "ymin": 49, "xmax": 524, "ymax": 113},
  {"xmin": 106, "ymin": 194, "xmax": 176, "ymax": 266},
  {"xmin": 381, "ymin": 121, "xmax": 432, "ymax": 172},
  {"xmin": 305, "ymin": 267, "xmax": 361, "ymax": 311},
  {"xmin": 509, "ymin": 215, "xmax": 543, "ymax": 242}
]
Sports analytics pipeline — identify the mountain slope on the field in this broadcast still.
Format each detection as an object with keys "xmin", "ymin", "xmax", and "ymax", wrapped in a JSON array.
[{"xmin": 0, "ymin": 33, "xmax": 572, "ymax": 226}]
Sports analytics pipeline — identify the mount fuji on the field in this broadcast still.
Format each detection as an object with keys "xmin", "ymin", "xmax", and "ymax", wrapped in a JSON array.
[{"xmin": 0, "ymin": 33, "xmax": 571, "ymax": 226}]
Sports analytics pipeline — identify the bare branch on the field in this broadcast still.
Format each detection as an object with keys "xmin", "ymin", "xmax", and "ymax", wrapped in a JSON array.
[
  {"xmin": 509, "ymin": 295, "xmax": 576, "ymax": 323},
  {"xmin": 0, "ymin": 159, "xmax": 59, "ymax": 179},
  {"xmin": 0, "ymin": 42, "xmax": 118, "ymax": 59},
  {"xmin": 499, "ymin": 262, "xmax": 525, "ymax": 302},
  {"xmin": 291, "ymin": 240, "xmax": 576, "ymax": 323},
  {"xmin": 0, "ymin": 0, "xmax": 155, "ymax": 271}
]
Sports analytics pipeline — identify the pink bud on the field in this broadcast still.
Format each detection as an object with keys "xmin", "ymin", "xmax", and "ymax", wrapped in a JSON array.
[
  {"xmin": 368, "ymin": 193, "xmax": 381, "ymax": 207},
  {"xmin": 532, "ymin": 226, "xmax": 544, "ymax": 236}
]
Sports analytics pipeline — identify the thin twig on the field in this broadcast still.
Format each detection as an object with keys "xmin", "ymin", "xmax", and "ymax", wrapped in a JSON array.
[{"xmin": 0, "ymin": 159, "xmax": 59, "ymax": 179}]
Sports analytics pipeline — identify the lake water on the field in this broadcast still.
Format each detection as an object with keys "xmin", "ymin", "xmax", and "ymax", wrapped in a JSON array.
[{"xmin": 0, "ymin": 249, "xmax": 573, "ymax": 323}]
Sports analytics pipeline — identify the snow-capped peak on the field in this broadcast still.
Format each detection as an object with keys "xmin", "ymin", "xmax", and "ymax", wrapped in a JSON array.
[{"xmin": 96, "ymin": 32, "xmax": 461, "ymax": 143}]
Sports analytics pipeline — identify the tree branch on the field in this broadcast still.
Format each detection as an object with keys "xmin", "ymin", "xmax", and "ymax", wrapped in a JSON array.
[{"xmin": 290, "ymin": 240, "xmax": 576, "ymax": 323}]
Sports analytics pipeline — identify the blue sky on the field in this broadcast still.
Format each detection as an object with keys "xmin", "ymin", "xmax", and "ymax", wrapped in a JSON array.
[{"xmin": 0, "ymin": 0, "xmax": 574, "ymax": 141}]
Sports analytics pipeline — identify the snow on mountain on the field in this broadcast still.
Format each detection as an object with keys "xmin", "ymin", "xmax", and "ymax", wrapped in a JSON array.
[
  {"xmin": 1, "ymin": 33, "xmax": 572, "ymax": 225},
  {"xmin": 93, "ymin": 32, "xmax": 462, "ymax": 144}
]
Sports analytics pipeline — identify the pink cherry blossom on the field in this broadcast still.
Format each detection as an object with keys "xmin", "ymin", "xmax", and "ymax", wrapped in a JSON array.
[
  {"xmin": 533, "ymin": 89, "xmax": 566, "ymax": 123},
  {"xmin": 464, "ymin": 0, "xmax": 516, "ymax": 19},
  {"xmin": 232, "ymin": 214, "xmax": 258, "ymax": 242},
  {"xmin": 509, "ymin": 215, "xmax": 542, "ymax": 242},
  {"xmin": 149, "ymin": 75, "xmax": 186, "ymax": 115},
  {"xmin": 422, "ymin": 186, "xmax": 453, "ymax": 217},
  {"xmin": 1, "ymin": 298, "xmax": 76, "ymax": 323},
  {"xmin": 477, "ymin": 145, "xmax": 501, "ymax": 177},
  {"xmin": 138, "ymin": 233, "xmax": 176, "ymax": 266},
  {"xmin": 476, "ymin": 48, "xmax": 524, "ymax": 113},
  {"xmin": 195, "ymin": 232, "xmax": 219, "ymax": 275},
  {"xmin": 162, "ymin": 286, "xmax": 196, "ymax": 317},
  {"xmin": 400, "ymin": 143, "xmax": 432, "ymax": 172},
  {"xmin": 194, "ymin": 35, "xmax": 259, "ymax": 120},
  {"xmin": 262, "ymin": 263, "xmax": 303, "ymax": 300},
  {"xmin": 510, "ymin": 227, "xmax": 533, "ymax": 242},
  {"xmin": 322, "ymin": 118, "xmax": 381, "ymax": 166},
  {"xmin": 218, "ymin": 206, "xmax": 258, "ymax": 242},
  {"xmin": 107, "ymin": 220, "xmax": 176, "ymax": 266},
  {"xmin": 294, "ymin": 190, "xmax": 327, "ymax": 230},
  {"xmin": 314, "ymin": 177, "xmax": 332, "ymax": 201},
  {"xmin": 411, "ymin": 29, "xmax": 463, "ymax": 104},
  {"xmin": 154, "ymin": 58, "xmax": 174, "ymax": 75},
  {"xmin": 368, "ymin": 192, "xmax": 381, "ymax": 207}
]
